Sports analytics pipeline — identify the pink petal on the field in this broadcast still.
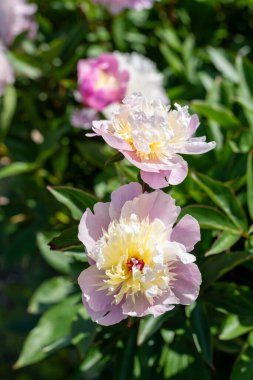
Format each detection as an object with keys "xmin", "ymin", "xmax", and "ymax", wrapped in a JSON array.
[
  {"xmin": 95, "ymin": 303, "xmax": 127, "ymax": 326},
  {"xmin": 171, "ymin": 215, "xmax": 200, "ymax": 252},
  {"xmin": 92, "ymin": 121, "xmax": 133, "ymax": 151},
  {"xmin": 168, "ymin": 159, "xmax": 188, "ymax": 185},
  {"xmin": 82, "ymin": 295, "xmax": 126, "ymax": 326},
  {"xmin": 123, "ymin": 150, "xmax": 173, "ymax": 172},
  {"xmin": 181, "ymin": 140, "xmax": 216, "ymax": 154},
  {"xmin": 140, "ymin": 157, "xmax": 188, "ymax": 189},
  {"xmin": 172, "ymin": 262, "xmax": 202, "ymax": 305},
  {"xmin": 78, "ymin": 202, "xmax": 110, "ymax": 251},
  {"xmin": 120, "ymin": 190, "xmax": 180, "ymax": 227},
  {"xmin": 109, "ymin": 182, "xmax": 142, "ymax": 220},
  {"xmin": 140, "ymin": 170, "xmax": 170, "ymax": 189},
  {"xmin": 122, "ymin": 293, "xmax": 150, "ymax": 317},
  {"xmin": 78, "ymin": 266, "xmax": 112, "ymax": 312},
  {"xmin": 188, "ymin": 114, "xmax": 200, "ymax": 136}
]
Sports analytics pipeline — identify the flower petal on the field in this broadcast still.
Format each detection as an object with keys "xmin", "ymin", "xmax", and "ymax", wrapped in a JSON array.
[
  {"xmin": 82, "ymin": 295, "xmax": 126, "ymax": 326},
  {"xmin": 181, "ymin": 140, "xmax": 216, "ymax": 154},
  {"xmin": 171, "ymin": 215, "xmax": 200, "ymax": 252},
  {"xmin": 92, "ymin": 121, "xmax": 133, "ymax": 151},
  {"xmin": 78, "ymin": 266, "xmax": 112, "ymax": 312},
  {"xmin": 172, "ymin": 262, "xmax": 202, "ymax": 305},
  {"xmin": 109, "ymin": 182, "xmax": 142, "ymax": 220},
  {"xmin": 120, "ymin": 190, "xmax": 180, "ymax": 227},
  {"xmin": 78, "ymin": 202, "xmax": 110, "ymax": 251},
  {"xmin": 188, "ymin": 114, "xmax": 200, "ymax": 136}
]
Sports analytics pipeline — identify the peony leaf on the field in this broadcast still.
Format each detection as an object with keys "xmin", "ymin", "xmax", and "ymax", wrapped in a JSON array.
[
  {"xmin": 231, "ymin": 332, "xmax": 253, "ymax": 380},
  {"xmin": 205, "ymin": 230, "xmax": 241, "ymax": 256},
  {"xmin": 191, "ymin": 172, "xmax": 248, "ymax": 232},
  {"xmin": 28, "ymin": 277, "xmax": 75, "ymax": 314},
  {"xmin": 14, "ymin": 295, "xmax": 80, "ymax": 368},
  {"xmin": 48, "ymin": 186, "xmax": 97, "ymax": 220},
  {"xmin": 219, "ymin": 314, "xmax": 253, "ymax": 341}
]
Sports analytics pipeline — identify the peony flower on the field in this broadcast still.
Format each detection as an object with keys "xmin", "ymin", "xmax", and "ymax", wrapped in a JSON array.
[
  {"xmin": 0, "ymin": 0, "xmax": 37, "ymax": 47},
  {"xmin": 103, "ymin": 52, "xmax": 168, "ymax": 117},
  {"xmin": 92, "ymin": 0, "xmax": 154, "ymax": 14},
  {"xmin": 0, "ymin": 46, "xmax": 15, "ymax": 96},
  {"xmin": 78, "ymin": 182, "xmax": 201, "ymax": 326},
  {"xmin": 92, "ymin": 93, "xmax": 216, "ymax": 189},
  {"xmin": 77, "ymin": 53, "xmax": 129, "ymax": 111}
]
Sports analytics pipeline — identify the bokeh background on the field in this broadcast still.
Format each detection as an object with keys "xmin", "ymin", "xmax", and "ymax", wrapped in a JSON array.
[{"xmin": 1, "ymin": 0, "xmax": 253, "ymax": 379}]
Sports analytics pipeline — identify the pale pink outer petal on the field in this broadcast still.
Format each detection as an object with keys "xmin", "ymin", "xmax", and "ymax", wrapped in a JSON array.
[
  {"xmin": 78, "ymin": 202, "xmax": 110, "ymax": 251},
  {"xmin": 109, "ymin": 182, "xmax": 142, "ymax": 220},
  {"xmin": 168, "ymin": 158, "xmax": 188, "ymax": 185},
  {"xmin": 123, "ymin": 150, "xmax": 176, "ymax": 172},
  {"xmin": 140, "ymin": 159, "xmax": 188, "ymax": 189},
  {"xmin": 78, "ymin": 266, "xmax": 112, "ymax": 312},
  {"xmin": 122, "ymin": 293, "xmax": 150, "ymax": 317},
  {"xmin": 92, "ymin": 121, "xmax": 133, "ymax": 151},
  {"xmin": 78, "ymin": 266, "xmax": 127, "ymax": 326},
  {"xmin": 172, "ymin": 262, "xmax": 202, "ymax": 305},
  {"xmin": 83, "ymin": 296, "xmax": 127, "ymax": 326},
  {"xmin": 140, "ymin": 170, "xmax": 169, "ymax": 189},
  {"xmin": 122, "ymin": 289, "xmax": 179, "ymax": 317},
  {"xmin": 171, "ymin": 214, "xmax": 201, "ymax": 252},
  {"xmin": 120, "ymin": 190, "xmax": 180, "ymax": 227},
  {"xmin": 188, "ymin": 114, "xmax": 200, "ymax": 137},
  {"xmin": 181, "ymin": 140, "xmax": 216, "ymax": 154}
]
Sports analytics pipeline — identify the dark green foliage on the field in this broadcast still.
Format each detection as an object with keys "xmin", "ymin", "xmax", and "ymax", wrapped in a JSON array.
[{"xmin": 2, "ymin": 1, "xmax": 253, "ymax": 379}]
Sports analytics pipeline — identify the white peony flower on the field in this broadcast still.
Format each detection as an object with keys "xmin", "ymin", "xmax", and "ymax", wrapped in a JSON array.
[{"xmin": 103, "ymin": 52, "xmax": 168, "ymax": 117}]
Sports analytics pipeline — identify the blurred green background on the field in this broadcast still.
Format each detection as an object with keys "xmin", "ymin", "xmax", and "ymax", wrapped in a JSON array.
[{"xmin": 1, "ymin": 0, "xmax": 253, "ymax": 379}]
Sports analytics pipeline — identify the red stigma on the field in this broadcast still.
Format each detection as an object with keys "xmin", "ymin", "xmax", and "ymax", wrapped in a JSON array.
[{"xmin": 126, "ymin": 257, "xmax": 145, "ymax": 272}]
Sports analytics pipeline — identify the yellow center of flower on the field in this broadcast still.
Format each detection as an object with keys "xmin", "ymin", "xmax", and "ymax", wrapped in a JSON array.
[
  {"xmin": 95, "ymin": 71, "xmax": 118, "ymax": 90},
  {"xmin": 89, "ymin": 214, "xmax": 177, "ymax": 305}
]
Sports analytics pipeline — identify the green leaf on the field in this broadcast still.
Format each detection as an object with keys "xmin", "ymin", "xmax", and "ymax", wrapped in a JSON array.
[
  {"xmin": 191, "ymin": 172, "xmax": 248, "ymax": 231},
  {"xmin": 219, "ymin": 314, "xmax": 253, "ymax": 341},
  {"xmin": 208, "ymin": 47, "xmax": 239, "ymax": 83},
  {"xmin": 137, "ymin": 310, "xmax": 176, "ymax": 346},
  {"xmin": 0, "ymin": 162, "xmax": 36, "ymax": 179},
  {"xmin": 37, "ymin": 232, "xmax": 74, "ymax": 274},
  {"xmin": 247, "ymin": 152, "xmax": 253, "ymax": 221},
  {"xmin": 71, "ymin": 307, "xmax": 97, "ymax": 358},
  {"xmin": 48, "ymin": 226, "xmax": 82, "ymax": 252},
  {"xmin": 205, "ymin": 230, "xmax": 241, "ymax": 256},
  {"xmin": 181, "ymin": 205, "xmax": 239, "ymax": 233},
  {"xmin": 187, "ymin": 301, "xmax": 213, "ymax": 366},
  {"xmin": 48, "ymin": 186, "xmax": 97, "ymax": 220},
  {"xmin": 231, "ymin": 332, "xmax": 253, "ymax": 380},
  {"xmin": 8, "ymin": 51, "xmax": 42, "ymax": 79},
  {"xmin": 0, "ymin": 85, "xmax": 17, "ymax": 139},
  {"xmin": 28, "ymin": 277, "xmax": 75, "ymax": 314},
  {"xmin": 206, "ymin": 283, "xmax": 253, "ymax": 318},
  {"xmin": 14, "ymin": 295, "xmax": 80, "ymax": 368},
  {"xmin": 159, "ymin": 336, "xmax": 212, "ymax": 379},
  {"xmin": 190, "ymin": 100, "xmax": 240, "ymax": 128},
  {"xmin": 201, "ymin": 251, "xmax": 253, "ymax": 291}
]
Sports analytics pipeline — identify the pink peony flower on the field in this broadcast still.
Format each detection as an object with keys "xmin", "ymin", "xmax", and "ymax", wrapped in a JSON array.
[
  {"xmin": 0, "ymin": 46, "xmax": 15, "ymax": 96},
  {"xmin": 92, "ymin": 92, "xmax": 216, "ymax": 189},
  {"xmin": 77, "ymin": 53, "xmax": 129, "ymax": 111},
  {"xmin": 78, "ymin": 182, "xmax": 202, "ymax": 326},
  {"xmin": 0, "ymin": 0, "xmax": 37, "ymax": 47},
  {"xmin": 92, "ymin": 0, "xmax": 154, "ymax": 14}
]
